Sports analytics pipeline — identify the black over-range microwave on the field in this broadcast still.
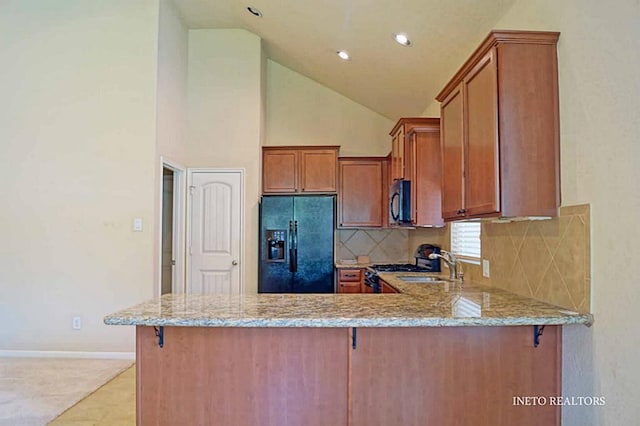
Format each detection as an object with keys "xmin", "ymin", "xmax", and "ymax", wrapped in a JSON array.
[{"xmin": 390, "ymin": 179, "xmax": 411, "ymax": 225}]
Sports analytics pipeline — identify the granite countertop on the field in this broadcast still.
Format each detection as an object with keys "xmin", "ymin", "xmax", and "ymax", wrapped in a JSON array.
[
  {"xmin": 334, "ymin": 262, "xmax": 371, "ymax": 269},
  {"xmin": 104, "ymin": 272, "xmax": 593, "ymax": 328}
]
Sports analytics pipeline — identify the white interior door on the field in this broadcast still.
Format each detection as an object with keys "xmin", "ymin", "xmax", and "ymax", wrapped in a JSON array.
[{"xmin": 188, "ymin": 170, "xmax": 243, "ymax": 294}]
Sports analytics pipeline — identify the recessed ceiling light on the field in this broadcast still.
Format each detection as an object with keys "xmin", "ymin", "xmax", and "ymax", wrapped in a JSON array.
[
  {"xmin": 337, "ymin": 50, "xmax": 350, "ymax": 61},
  {"xmin": 247, "ymin": 6, "xmax": 262, "ymax": 17},
  {"xmin": 394, "ymin": 33, "xmax": 412, "ymax": 47}
]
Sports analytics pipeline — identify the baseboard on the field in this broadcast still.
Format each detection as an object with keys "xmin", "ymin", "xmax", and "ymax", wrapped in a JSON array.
[{"xmin": 0, "ymin": 350, "xmax": 135, "ymax": 360}]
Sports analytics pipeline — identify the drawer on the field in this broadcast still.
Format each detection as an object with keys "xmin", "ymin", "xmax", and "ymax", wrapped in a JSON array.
[
  {"xmin": 338, "ymin": 281, "xmax": 361, "ymax": 293},
  {"xmin": 338, "ymin": 269, "xmax": 362, "ymax": 282}
]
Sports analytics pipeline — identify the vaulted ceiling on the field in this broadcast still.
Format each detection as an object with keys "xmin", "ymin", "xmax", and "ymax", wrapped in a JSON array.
[{"xmin": 173, "ymin": 0, "xmax": 517, "ymax": 120}]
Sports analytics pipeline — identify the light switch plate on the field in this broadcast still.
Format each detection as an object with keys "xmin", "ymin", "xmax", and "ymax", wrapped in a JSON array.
[
  {"xmin": 133, "ymin": 218, "xmax": 143, "ymax": 232},
  {"xmin": 72, "ymin": 316, "xmax": 82, "ymax": 330},
  {"xmin": 482, "ymin": 259, "xmax": 490, "ymax": 278}
]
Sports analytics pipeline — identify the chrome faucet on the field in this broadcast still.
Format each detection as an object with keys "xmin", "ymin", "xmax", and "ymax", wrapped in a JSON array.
[{"xmin": 428, "ymin": 250, "xmax": 464, "ymax": 281}]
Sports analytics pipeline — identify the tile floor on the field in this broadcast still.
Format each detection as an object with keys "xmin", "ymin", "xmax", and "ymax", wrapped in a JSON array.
[{"xmin": 50, "ymin": 366, "xmax": 135, "ymax": 425}]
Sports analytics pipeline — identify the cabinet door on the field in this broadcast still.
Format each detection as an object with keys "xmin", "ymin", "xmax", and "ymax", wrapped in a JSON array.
[
  {"xmin": 440, "ymin": 84, "xmax": 465, "ymax": 220},
  {"xmin": 263, "ymin": 149, "xmax": 298, "ymax": 193},
  {"xmin": 391, "ymin": 127, "xmax": 405, "ymax": 180},
  {"xmin": 379, "ymin": 279, "xmax": 398, "ymax": 293},
  {"xmin": 464, "ymin": 48, "xmax": 500, "ymax": 217},
  {"xmin": 381, "ymin": 157, "xmax": 391, "ymax": 228},
  {"xmin": 410, "ymin": 130, "xmax": 444, "ymax": 226},
  {"xmin": 338, "ymin": 160, "xmax": 383, "ymax": 228},
  {"xmin": 300, "ymin": 149, "xmax": 337, "ymax": 192}
]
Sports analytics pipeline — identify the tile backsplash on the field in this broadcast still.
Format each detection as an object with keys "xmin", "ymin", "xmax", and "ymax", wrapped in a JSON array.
[
  {"xmin": 480, "ymin": 204, "xmax": 591, "ymax": 313},
  {"xmin": 407, "ymin": 204, "xmax": 591, "ymax": 313},
  {"xmin": 338, "ymin": 229, "xmax": 409, "ymax": 263}
]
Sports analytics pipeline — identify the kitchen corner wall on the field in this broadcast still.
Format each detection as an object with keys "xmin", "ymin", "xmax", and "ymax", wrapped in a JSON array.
[
  {"xmin": 337, "ymin": 229, "xmax": 409, "ymax": 263},
  {"xmin": 408, "ymin": 205, "xmax": 591, "ymax": 313}
]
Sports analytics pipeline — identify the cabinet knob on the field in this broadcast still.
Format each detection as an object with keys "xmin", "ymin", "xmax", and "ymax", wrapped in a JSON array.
[{"xmin": 457, "ymin": 209, "xmax": 467, "ymax": 215}]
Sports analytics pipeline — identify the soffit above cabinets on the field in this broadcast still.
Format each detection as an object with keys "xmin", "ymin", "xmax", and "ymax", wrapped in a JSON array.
[{"xmin": 173, "ymin": 0, "xmax": 517, "ymax": 120}]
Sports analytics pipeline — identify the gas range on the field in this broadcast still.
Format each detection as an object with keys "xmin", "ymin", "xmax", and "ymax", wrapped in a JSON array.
[
  {"xmin": 364, "ymin": 244, "xmax": 442, "ymax": 293},
  {"xmin": 364, "ymin": 263, "xmax": 435, "ymax": 293}
]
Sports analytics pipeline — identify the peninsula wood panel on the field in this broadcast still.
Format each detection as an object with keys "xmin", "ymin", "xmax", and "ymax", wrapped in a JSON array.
[
  {"xmin": 338, "ymin": 159, "xmax": 383, "ymax": 227},
  {"xmin": 350, "ymin": 326, "xmax": 561, "ymax": 426},
  {"xmin": 137, "ymin": 326, "xmax": 348, "ymax": 426}
]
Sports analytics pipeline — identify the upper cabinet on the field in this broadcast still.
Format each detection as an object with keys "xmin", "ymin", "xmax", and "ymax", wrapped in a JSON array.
[
  {"xmin": 262, "ymin": 146, "xmax": 339, "ymax": 194},
  {"xmin": 338, "ymin": 157, "xmax": 390, "ymax": 228},
  {"xmin": 436, "ymin": 30, "xmax": 561, "ymax": 221},
  {"xmin": 390, "ymin": 118, "xmax": 441, "ymax": 181},
  {"xmin": 389, "ymin": 118, "xmax": 444, "ymax": 227},
  {"xmin": 406, "ymin": 122, "xmax": 444, "ymax": 227}
]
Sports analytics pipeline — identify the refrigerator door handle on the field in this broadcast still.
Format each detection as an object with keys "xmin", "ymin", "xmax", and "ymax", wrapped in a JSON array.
[
  {"xmin": 288, "ymin": 221, "xmax": 296, "ymax": 272},
  {"xmin": 293, "ymin": 221, "xmax": 298, "ymax": 272}
]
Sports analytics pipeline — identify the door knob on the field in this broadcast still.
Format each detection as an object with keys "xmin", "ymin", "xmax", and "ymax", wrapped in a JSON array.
[{"xmin": 232, "ymin": 260, "xmax": 238, "ymax": 266}]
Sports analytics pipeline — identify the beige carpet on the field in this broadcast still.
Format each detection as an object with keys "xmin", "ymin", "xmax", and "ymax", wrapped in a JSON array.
[{"xmin": 0, "ymin": 357, "xmax": 133, "ymax": 426}]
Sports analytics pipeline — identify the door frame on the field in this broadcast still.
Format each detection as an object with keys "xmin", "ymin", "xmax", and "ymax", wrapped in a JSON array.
[
  {"xmin": 186, "ymin": 168, "xmax": 245, "ymax": 294},
  {"xmin": 158, "ymin": 157, "xmax": 186, "ymax": 295}
]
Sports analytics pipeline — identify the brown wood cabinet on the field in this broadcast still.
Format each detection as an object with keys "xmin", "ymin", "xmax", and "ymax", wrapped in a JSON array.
[
  {"xmin": 390, "ymin": 118, "xmax": 440, "ymax": 182},
  {"xmin": 338, "ymin": 157, "xmax": 389, "ymax": 228},
  {"xmin": 350, "ymin": 326, "xmax": 561, "ymax": 425},
  {"xmin": 389, "ymin": 118, "xmax": 444, "ymax": 227},
  {"xmin": 379, "ymin": 278, "xmax": 398, "ymax": 293},
  {"xmin": 137, "ymin": 325, "xmax": 561, "ymax": 425},
  {"xmin": 405, "ymin": 121, "xmax": 444, "ymax": 227},
  {"xmin": 337, "ymin": 268, "xmax": 363, "ymax": 293},
  {"xmin": 137, "ymin": 327, "xmax": 348, "ymax": 426},
  {"xmin": 437, "ymin": 30, "xmax": 561, "ymax": 221},
  {"xmin": 262, "ymin": 146, "xmax": 339, "ymax": 194}
]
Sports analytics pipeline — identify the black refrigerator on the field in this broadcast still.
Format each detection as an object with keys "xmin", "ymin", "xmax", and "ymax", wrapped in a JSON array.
[{"xmin": 259, "ymin": 195, "xmax": 335, "ymax": 293}]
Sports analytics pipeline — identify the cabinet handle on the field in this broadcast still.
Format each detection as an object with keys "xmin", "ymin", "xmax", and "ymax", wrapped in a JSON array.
[
  {"xmin": 344, "ymin": 274, "xmax": 357, "ymax": 278},
  {"xmin": 457, "ymin": 209, "xmax": 467, "ymax": 215}
]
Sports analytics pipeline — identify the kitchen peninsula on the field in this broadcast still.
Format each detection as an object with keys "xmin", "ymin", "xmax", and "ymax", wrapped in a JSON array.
[{"xmin": 105, "ymin": 278, "xmax": 592, "ymax": 426}]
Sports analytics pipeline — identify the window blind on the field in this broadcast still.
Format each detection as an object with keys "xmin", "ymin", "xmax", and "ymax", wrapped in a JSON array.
[{"xmin": 450, "ymin": 222, "xmax": 481, "ymax": 260}]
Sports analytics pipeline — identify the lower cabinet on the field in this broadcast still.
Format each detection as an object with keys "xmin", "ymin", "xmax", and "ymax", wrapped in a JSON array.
[
  {"xmin": 137, "ymin": 326, "xmax": 561, "ymax": 426},
  {"xmin": 378, "ymin": 278, "xmax": 398, "ymax": 293},
  {"xmin": 337, "ymin": 268, "xmax": 363, "ymax": 293}
]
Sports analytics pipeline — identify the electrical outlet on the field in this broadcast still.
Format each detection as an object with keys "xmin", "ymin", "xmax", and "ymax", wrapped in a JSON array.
[
  {"xmin": 133, "ymin": 218, "xmax": 143, "ymax": 232},
  {"xmin": 72, "ymin": 316, "xmax": 82, "ymax": 330},
  {"xmin": 482, "ymin": 259, "xmax": 490, "ymax": 278}
]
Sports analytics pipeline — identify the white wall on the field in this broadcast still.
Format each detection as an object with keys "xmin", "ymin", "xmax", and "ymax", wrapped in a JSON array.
[
  {"xmin": 0, "ymin": 1, "xmax": 160, "ymax": 352},
  {"xmin": 424, "ymin": 1, "xmax": 640, "ymax": 423},
  {"xmin": 156, "ymin": 0, "xmax": 188, "ymax": 166},
  {"xmin": 187, "ymin": 29, "xmax": 263, "ymax": 293},
  {"xmin": 154, "ymin": 0, "xmax": 189, "ymax": 292},
  {"xmin": 266, "ymin": 60, "xmax": 394, "ymax": 156}
]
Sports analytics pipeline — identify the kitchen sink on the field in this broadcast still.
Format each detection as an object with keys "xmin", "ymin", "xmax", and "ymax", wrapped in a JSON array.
[{"xmin": 398, "ymin": 276, "xmax": 449, "ymax": 283}]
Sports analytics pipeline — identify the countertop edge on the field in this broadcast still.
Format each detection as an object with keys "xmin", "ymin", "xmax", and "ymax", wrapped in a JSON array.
[{"xmin": 104, "ymin": 314, "xmax": 593, "ymax": 328}]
